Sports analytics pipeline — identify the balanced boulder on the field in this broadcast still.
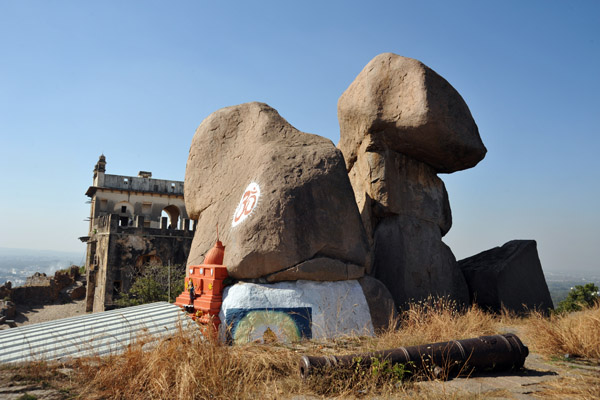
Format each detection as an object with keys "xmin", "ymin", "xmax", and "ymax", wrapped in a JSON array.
[
  {"xmin": 459, "ymin": 240, "xmax": 554, "ymax": 314},
  {"xmin": 338, "ymin": 53, "xmax": 486, "ymax": 174},
  {"xmin": 186, "ymin": 102, "xmax": 370, "ymax": 281},
  {"xmin": 339, "ymin": 53, "xmax": 477, "ymax": 307},
  {"xmin": 348, "ymin": 140, "xmax": 452, "ymax": 246}
]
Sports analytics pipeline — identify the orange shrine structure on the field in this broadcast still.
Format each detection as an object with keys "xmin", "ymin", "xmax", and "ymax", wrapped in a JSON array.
[{"xmin": 174, "ymin": 238, "xmax": 229, "ymax": 332}]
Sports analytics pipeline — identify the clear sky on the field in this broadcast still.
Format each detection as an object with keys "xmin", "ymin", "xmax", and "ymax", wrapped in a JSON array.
[{"xmin": 1, "ymin": 1, "xmax": 598, "ymax": 274}]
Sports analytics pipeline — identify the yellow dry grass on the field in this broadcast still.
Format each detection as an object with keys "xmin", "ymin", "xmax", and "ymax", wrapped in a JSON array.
[
  {"xmin": 74, "ymin": 330, "xmax": 300, "ymax": 400},
  {"xmin": 524, "ymin": 301, "xmax": 600, "ymax": 360},
  {"xmin": 376, "ymin": 296, "xmax": 498, "ymax": 349},
  {"xmin": 9, "ymin": 297, "xmax": 599, "ymax": 399},
  {"xmin": 70, "ymin": 297, "xmax": 506, "ymax": 399}
]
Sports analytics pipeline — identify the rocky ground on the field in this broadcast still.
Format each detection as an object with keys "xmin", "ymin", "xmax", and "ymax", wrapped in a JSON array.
[
  {"xmin": 0, "ymin": 352, "xmax": 597, "ymax": 399},
  {"xmin": 1, "ymin": 296, "xmax": 598, "ymax": 399},
  {"xmin": 416, "ymin": 352, "xmax": 600, "ymax": 399},
  {"xmin": 12, "ymin": 299, "xmax": 86, "ymax": 327},
  {"xmin": 1, "ymin": 306, "xmax": 598, "ymax": 399}
]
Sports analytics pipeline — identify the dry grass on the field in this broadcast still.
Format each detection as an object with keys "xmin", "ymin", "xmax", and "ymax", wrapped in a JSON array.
[
  {"xmin": 375, "ymin": 296, "xmax": 498, "ymax": 350},
  {"xmin": 535, "ymin": 371, "xmax": 600, "ymax": 399},
  {"xmin": 11, "ymin": 297, "xmax": 600, "ymax": 399},
  {"xmin": 73, "ymin": 328, "xmax": 301, "ymax": 400},
  {"xmin": 66, "ymin": 297, "xmax": 507, "ymax": 399},
  {"xmin": 524, "ymin": 301, "xmax": 600, "ymax": 360}
]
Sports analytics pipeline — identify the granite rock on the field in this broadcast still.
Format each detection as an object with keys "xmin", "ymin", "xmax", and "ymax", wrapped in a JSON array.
[
  {"xmin": 372, "ymin": 215, "xmax": 469, "ymax": 308},
  {"xmin": 338, "ymin": 52, "xmax": 486, "ymax": 173},
  {"xmin": 185, "ymin": 102, "xmax": 369, "ymax": 279},
  {"xmin": 357, "ymin": 276, "xmax": 398, "ymax": 332},
  {"xmin": 459, "ymin": 240, "xmax": 554, "ymax": 314}
]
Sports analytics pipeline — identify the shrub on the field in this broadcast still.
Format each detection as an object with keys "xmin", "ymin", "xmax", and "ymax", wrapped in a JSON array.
[
  {"xmin": 115, "ymin": 264, "xmax": 185, "ymax": 307},
  {"xmin": 555, "ymin": 283, "xmax": 599, "ymax": 313}
]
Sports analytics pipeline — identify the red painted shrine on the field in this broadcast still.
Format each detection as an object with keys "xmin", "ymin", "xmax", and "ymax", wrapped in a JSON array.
[{"xmin": 174, "ymin": 239, "xmax": 228, "ymax": 331}]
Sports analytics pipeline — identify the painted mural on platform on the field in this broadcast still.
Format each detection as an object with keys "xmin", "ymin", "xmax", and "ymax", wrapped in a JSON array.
[{"xmin": 225, "ymin": 307, "xmax": 312, "ymax": 344}]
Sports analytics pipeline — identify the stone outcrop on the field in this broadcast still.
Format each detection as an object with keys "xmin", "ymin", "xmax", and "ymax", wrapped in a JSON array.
[
  {"xmin": 0, "ymin": 281, "xmax": 10, "ymax": 300},
  {"xmin": 9, "ymin": 266, "xmax": 83, "ymax": 306},
  {"xmin": 372, "ymin": 215, "xmax": 468, "ymax": 307},
  {"xmin": 349, "ymin": 144, "xmax": 452, "ymax": 252},
  {"xmin": 186, "ymin": 102, "xmax": 370, "ymax": 281},
  {"xmin": 265, "ymin": 258, "xmax": 364, "ymax": 282},
  {"xmin": 339, "ymin": 53, "xmax": 480, "ymax": 307},
  {"xmin": 0, "ymin": 300, "xmax": 16, "ymax": 324},
  {"xmin": 459, "ymin": 240, "xmax": 554, "ymax": 314},
  {"xmin": 357, "ymin": 276, "xmax": 397, "ymax": 332},
  {"xmin": 338, "ymin": 53, "xmax": 486, "ymax": 174}
]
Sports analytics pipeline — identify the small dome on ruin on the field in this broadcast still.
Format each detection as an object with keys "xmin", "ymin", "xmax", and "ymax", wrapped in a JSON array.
[{"xmin": 204, "ymin": 240, "xmax": 225, "ymax": 265}]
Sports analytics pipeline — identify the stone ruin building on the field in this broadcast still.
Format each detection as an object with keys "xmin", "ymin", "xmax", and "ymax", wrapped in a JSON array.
[{"xmin": 81, "ymin": 155, "xmax": 195, "ymax": 312}]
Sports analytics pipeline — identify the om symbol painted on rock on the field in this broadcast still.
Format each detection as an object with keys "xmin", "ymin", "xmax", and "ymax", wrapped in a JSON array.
[{"xmin": 232, "ymin": 182, "xmax": 261, "ymax": 227}]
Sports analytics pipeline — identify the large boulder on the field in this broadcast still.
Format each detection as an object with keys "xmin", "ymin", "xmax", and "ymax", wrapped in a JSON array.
[
  {"xmin": 338, "ymin": 53, "xmax": 486, "ymax": 173},
  {"xmin": 218, "ymin": 280, "xmax": 374, "ymax": 343},
  {"xmin": 348, "ymin": 141, "xmax": 452, "ymax": 242},
  {"xmin": 357, "ymin": 276, "xmax": 398, "ymax": 332},
  {"xmin": 186, "ymin": 102, "xmax": 370, "ymax": 281},
  {"xmin": 459, "ymin": 240, "xmax": 554, "ymax": 314},
  {"xmin": 372, "ymin": 215, "xmax": 469, "ymax": 308}
]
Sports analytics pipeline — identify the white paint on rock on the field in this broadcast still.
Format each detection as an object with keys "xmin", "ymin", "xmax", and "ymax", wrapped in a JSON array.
[
  {"xmin": 231, "ymin": 182, "xmax": 260, "ymax": 227},
  {"xmin": 219, "ymin": 280, "xmax": 374, "ymax": 342}
]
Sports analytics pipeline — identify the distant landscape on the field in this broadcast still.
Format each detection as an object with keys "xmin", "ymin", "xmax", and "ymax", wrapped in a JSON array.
[
  {"xmin": 0, "ymin": 248, "xmax": 85, "ymax": 287},
  {"xmin": 0, "ymin": 247, "xmax": 597, "ymax": 306},
  {"xmin": 544, "ymin": 269, "xmax": 600, "ymax": 306}
]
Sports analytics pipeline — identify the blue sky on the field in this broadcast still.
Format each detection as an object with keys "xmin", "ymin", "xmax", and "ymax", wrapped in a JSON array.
[{"xmin": 0, "ymin": 1, "xmax": 598, "ymax": 273}]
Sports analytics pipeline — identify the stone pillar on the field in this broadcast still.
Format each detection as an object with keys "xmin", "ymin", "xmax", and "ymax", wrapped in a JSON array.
[
  {"xmin": 183, "ymin": 218, "xmax": 190, "ymax": 231},
  {"xmin": 109, "ymin": 214, "xmax": 119, "ymax": 229},
  {"xmin": 136, "ymin": 215, "xmax": 144, "ymax": 228},
  {"xmin": 161, "ymin": 217, "xmax": 168, "ymax": 230}
]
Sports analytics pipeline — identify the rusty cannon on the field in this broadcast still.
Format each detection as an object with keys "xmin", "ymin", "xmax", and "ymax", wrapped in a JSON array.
[{"xmin": 299, "ymin": 333, "xmax": 528, "ymax": 379}]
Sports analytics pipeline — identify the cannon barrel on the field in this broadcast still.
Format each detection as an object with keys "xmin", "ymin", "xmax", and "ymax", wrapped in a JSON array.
[{"xmin": 299, "ymin": 333, "xmax": 528, "ymax": 378}]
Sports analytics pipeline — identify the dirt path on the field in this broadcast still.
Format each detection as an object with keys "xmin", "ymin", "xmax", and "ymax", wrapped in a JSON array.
[{"xmin": 13, "ymin": 299, "xmax": 86, "ymax": 326}]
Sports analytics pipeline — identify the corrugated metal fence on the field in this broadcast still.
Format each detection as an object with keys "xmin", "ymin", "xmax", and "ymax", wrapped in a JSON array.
[{"xmin": 0, "ymin": 302, "xmax": 195, "ymax": 364}]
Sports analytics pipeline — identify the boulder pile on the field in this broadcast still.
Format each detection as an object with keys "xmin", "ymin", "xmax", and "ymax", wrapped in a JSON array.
[
  {"xmin": 183, "ymin": 53, "xmax": 553, "ymax": 340},
  {"xmin": 338, "ymin": 53, "xmax": 486, "ymax": 307}
]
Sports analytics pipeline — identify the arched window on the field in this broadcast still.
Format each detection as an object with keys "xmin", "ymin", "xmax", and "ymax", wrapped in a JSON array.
[{"xmin": 161, "ymin": 205, "xmax": 180, "ymax": 229}]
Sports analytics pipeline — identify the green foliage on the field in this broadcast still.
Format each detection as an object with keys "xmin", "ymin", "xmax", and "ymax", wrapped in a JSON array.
[
  {"xmin": 17, "ymin": 394, "xmax": 38, "ymax": 400},
  {"xmin": 555, "ymin": 283, "xmax": 599, "ymax": 313},
  {"xmin": 79, "ymin": 265, "xmax": 86, "ymax": 275},
  {"xmin": 352, "ymin": 356, "xmax": 412, "ymax": 383},
  {"xmin": 369, "ymin": 357, "xmax": 412, "ymax": 382},
  {"xmin": 115, "ymin": 264, "xmax": 185, "ymax": 307}
]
